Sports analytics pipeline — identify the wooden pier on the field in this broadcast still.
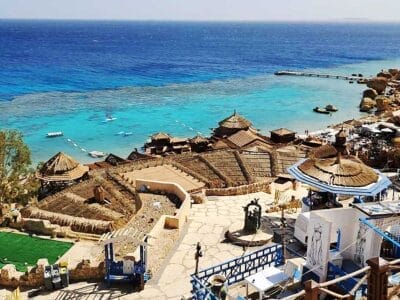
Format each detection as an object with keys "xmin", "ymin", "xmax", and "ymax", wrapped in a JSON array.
[{"xmin": 275, "ymin": 70, "xmax": 367, "ymax": 82}]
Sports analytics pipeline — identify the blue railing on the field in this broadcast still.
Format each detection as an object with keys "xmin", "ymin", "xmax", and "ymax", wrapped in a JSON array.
[
  {"xmin": 327, "ymin": 262, "xmax": 366, "ymax": 295},
  {"xmin": 191, "ymin": 244, "xmax": 283, "ymax": 299}
]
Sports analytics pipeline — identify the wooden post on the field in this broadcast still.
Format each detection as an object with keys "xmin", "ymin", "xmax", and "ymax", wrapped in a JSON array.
[
  {"xmin": 304, "ymin": 280, "xmax": 319, "ymax": 300},
  {"xmin": 366, "ymin": 257, "xmax": 389, "ymax": 300}
]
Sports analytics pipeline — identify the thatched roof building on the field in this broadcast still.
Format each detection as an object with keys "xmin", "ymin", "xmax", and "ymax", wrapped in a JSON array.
[
  {"xmin": 213, "ymin": 111, "xmax": 253, "ymax": 137},
  {"xmin": 36, "ymin": 152, "xmax": 89, "ymax": 182},
  {"xmin": 270, "ymin": 128, "xmax": 296, "ymax": 144},
  {"xmin": 151, "ymin": 132, "xmax": 171, "ymax": 142}
]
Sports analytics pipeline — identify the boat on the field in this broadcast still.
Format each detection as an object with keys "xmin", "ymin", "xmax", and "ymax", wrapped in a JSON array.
[
  {"xmin": 124, "ymin": 132, "xmax": 133, "ymax": 136},
  {"xmin": 88, "ymin": 151, "xmax": 106, "ymax": 158},
  {"xmin": 46, "ymin": 132, "xmax": 63, "ymax": 138},
  {"xmin": 313, "ymin": 107, "xmax": 330, "ymax": 114},
  {"xmin": 325, "ymin": 104, "xmax": 338, "ymax": 112},
  {"xmin": 116, "ymin": 131, "xmax": 125, "ymax": 135},
  {"xmin": 103, "ymin": 115, "xmax": 117, "ymax": 123}
]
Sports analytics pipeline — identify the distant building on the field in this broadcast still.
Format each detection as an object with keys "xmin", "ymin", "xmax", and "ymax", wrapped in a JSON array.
[
  {"xmin": 270, "ymin": 128, "xmax": 296, "ymax": 144},
  {"xmin": 212, "ymin": 111, "xmax": 253, "ymax": 138},
  {"xmin": 36, "ymin": 152, "xmax": 89, "ymax": 197}
]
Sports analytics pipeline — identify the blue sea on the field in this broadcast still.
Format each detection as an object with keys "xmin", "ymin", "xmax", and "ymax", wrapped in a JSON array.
[{"xmin": 1, "ymin": 20, "xmax": 400, "ymax": 163}]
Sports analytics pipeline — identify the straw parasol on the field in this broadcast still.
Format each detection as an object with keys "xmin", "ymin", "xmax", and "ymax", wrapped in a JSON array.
[
  {"xmin": 288, "ymin": 155, "xmax": 391, "ymax": 196},
  {"xmin": 298, "ymin": 155, "xmax": 378, "ymax": 187},
  {"xmin": 36, "ymin": 152, "xmax": 89, "ymax": 182}
]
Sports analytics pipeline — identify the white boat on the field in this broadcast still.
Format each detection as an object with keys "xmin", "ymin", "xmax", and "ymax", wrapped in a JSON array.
[
  {"xmin": 124, "ymin": 132, "xmax": 133, "ymax": 136},
  {"xmin": 46, "ymin": 132, "xmax": 63, "ymax": 138},
  {"xmin": 116, "ymin": 131, "xmax": 125, "ymax": 135},
  {"xmin": 103, "ymin": 116, "xmax": 117, "ymax": 123},
  {"xmin": 89, "ymin": 151, "xmax": 107, "ymax": 158}
]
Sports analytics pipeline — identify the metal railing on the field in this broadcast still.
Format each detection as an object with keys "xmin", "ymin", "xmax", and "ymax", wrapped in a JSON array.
[{"xmin": 191, "ymin": 244, "xmax": 283, "ymax": 299}]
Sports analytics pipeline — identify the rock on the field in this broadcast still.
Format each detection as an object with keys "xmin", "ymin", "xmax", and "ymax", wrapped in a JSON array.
[
  {"xmin": 362, "ymin": 88, "xmax": 378, "ymax": 99},
  {"xmin": 388, "ymin": 115, "xmax": 400, "ymax": 126},
  {"xmin": 359, "ymin": 97, "xmax": 376, "ymax": 112},
  {"xmin": 375, "ymin": 95, "xmax": 391, "ymax": 111},
  {"xmin": 392, "ymin": 137, "xmax": 400, "ymax": 148},
  {"xmin": 389, "ymin": 69, "xmax": 399, "ymax": 76},
  {"xmin": 367, "ymin": 77, "xmax": 388, "ymax": 94},
  {"xmin": 377, "ymin": 71, "xmax": 392, "ymax": 79}
]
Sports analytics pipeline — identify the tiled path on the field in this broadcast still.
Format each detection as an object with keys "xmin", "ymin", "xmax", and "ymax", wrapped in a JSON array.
[{"xmin": 24, "ymin": 189, "xmax": 307, "ymax": 300}]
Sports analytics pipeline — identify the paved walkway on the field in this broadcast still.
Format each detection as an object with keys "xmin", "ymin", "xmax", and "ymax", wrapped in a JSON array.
[{"xmin": 24, "ymin": 188, "xmax": 307, "ymax": 300}]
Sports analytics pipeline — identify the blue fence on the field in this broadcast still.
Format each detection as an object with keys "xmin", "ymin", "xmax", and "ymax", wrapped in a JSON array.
[
  {"xmin": 327, "ymin": 262, "xmax": 367, "ymax": 296},
  {"xmin": 191, "ymin": 244, "xmax": 283, "ymax": 299}
]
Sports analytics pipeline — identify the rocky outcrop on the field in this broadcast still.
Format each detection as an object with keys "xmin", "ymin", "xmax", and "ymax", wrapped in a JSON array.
[
  {"xmin": 362, "ymin": 88, "xmax": 378, "ymax": 99},
  {"xmin": 367, "ymin": 77, "xmax": 388, "ymax": 94},
  {"xmin": 359, "ymin": 97, "xmax": 376, "ymax": 112},
  {"xmin": 389, "ymin": 69, "xmax": 399, "ymax": 77},
  {"xmin": 377, "ymin": 71, "xmax": 392, "ymax": 79},
  {"xmin": 375, "ymin": 95, "xmax": 391, "ymax": 112}
]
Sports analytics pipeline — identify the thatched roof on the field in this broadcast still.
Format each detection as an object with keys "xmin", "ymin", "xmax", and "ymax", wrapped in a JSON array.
[
  {"xmin": 227, "ymin": 129, "xmax": 266, "ymax": 148},
  {"xmin": 105, "ymin": 153, "xmax": 127, "ymax": 166},
  {"xmin": 271, "ymin": 128, "xmax": 296, "ymax": 136},
  {"xmin": 310, "ymin": 144, "xmax": 338, "ymax": 159},
  {"xmin": 37, "ymin": 152, "xmax": 89, "ymax": 182},
  {"xmin": 298, "ymin": 155, "xmax": 379, "ymax": 187},
  {"xmin": 218, "ymin": 111, "xmax": 252, "ymax": 129},
  {"xmin": 23, "ymin": 207, "xmax": 113, "ymax": 234},
  {"xmin": 151, "ymin": 132, "xmax": 171, "ymax": 141},
  {"xmin": 190, "ymin": 135, "xmax": 208, "ymax": 144},
  {"xmin": 127, "ymin": 150, "xmax": 152, "ymax": 161},
  {"xmin": 170, "ymin": 137, "xmax": 187, "ymax": 144}
]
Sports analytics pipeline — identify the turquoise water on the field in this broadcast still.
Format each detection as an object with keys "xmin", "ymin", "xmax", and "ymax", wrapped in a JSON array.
[
  {"xmin": 2, "ymin": 21, "xmax": 400, "ymax": 164},
  {"xmin": 2, "ymin": 58, "xmax": 400, "ymax": 164}
]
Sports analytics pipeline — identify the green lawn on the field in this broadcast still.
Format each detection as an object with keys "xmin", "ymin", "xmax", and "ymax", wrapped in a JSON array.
[{"xmin": 0, "ymin": 232, "xmax": 73, "ymax": 272}]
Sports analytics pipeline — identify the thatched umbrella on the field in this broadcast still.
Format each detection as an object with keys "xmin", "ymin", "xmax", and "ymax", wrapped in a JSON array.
[
  {"xmin": 288, "ymin": 155, "xmax": 391, "ymax": 196},
  {"xmin": 36, "ymin": 152, "xmax": 89, "ymax": 182}
]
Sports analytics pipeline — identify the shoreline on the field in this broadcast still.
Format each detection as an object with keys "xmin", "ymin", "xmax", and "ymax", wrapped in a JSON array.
[{"xmin": 2, "ymin": 57, "xmax": 400, "ymax": 165}]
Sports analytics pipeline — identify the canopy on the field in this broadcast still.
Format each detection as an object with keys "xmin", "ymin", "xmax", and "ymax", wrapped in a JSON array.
[
  {"xmin": 288, "ymin": 158, "xmax": 391, "ymax": 196},
  {"xmin": 36, "ymin": 152, "xmax": 89, "ymax": 182}
]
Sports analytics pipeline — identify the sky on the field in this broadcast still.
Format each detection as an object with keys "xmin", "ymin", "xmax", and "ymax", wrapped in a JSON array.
[{"xmin": 0, "ymin": 0, "xmax": 400, "ymax": 22}]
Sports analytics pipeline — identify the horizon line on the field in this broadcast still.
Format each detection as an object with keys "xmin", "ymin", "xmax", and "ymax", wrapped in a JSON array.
[{"xmin": 1, "ymin": 17, "xmax": 400, "ymax": 24}]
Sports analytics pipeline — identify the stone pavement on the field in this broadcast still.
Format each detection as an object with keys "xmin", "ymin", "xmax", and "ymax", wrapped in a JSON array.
[{"xmin": 25, "ymin": 188, "xmax": 307, "ymax": 300}]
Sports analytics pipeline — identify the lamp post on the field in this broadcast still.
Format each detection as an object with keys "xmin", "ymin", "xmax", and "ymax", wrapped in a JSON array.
[
  {"xmin": 195, "ymin": 242, "xmax": 203, "ymax": 275},
  {"xmin": 279, "ymin": 203, "xmax": 287, "ymax": 262}
]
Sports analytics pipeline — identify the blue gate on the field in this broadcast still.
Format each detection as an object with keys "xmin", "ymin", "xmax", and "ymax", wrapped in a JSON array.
[{"xmin": 191, "ymin": 244, "xmax": 283, "ymax": 299}]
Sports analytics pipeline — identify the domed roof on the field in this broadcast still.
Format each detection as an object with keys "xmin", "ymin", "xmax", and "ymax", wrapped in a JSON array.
[
  {"xmin": 298, "ymin": 155, "xmax": 379, "ymax": 187},
  {"xmin": 37, "ymin": 152, "xmax": 88, "ymax": 181},
  {"xmin": 218, "ymin": 111, "xmax": 252, "ymax": 130}
]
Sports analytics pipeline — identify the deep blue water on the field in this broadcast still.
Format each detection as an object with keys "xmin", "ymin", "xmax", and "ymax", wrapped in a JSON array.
[
  {"xmin": 1, "ymin": 21, "xmax": 400, "ymax": 163},
  {"xmin": 1, "ymin": 21, "xmax": 400, "ymax": 101}
]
